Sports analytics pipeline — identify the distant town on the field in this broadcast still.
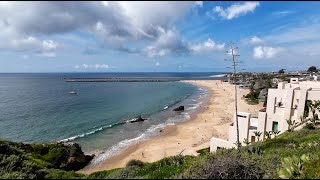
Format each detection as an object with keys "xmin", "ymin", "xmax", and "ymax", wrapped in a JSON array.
[{"xmin": 225, "ymin": 66, "xmax": 320, "ymax": 106}]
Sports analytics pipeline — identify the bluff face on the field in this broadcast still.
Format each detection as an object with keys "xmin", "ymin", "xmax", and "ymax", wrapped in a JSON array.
[{"xmin": 0, "ymin": 139, "xmax": 93, "ymax": 178}]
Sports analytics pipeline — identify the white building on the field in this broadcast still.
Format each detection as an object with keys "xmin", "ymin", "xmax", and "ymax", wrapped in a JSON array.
[{"xmin": 210, "ymin": 78, "xmax": 320, "ymax": 152}]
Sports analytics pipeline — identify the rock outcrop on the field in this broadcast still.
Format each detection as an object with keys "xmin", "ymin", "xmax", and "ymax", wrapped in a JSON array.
[
  {"xmin": 129, "ymin": 115, "xmax": 146, "ymax": 123},
  {"xmin": 173, "ymin": 106, "xmax": 184, "ymax": 111}
]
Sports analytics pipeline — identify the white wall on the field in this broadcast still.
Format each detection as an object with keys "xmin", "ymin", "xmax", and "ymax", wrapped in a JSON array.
[
  {"xmin": 210, "ymin": 80, "xmax": 320, "ymax": 153},
  {"xmin": 210, "ymin": 138, "xmax": 235, "ymax": 152}
]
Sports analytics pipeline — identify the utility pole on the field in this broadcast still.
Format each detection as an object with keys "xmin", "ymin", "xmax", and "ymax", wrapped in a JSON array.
[{"xmin": 225, "ymin": 42, "xmax": 242, "ymax": 150}]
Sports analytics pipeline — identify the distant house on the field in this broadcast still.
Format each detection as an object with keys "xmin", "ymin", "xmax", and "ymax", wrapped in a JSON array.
[
  {"xmin": 272, "ymin": 78, "xmax": 280, "ymax": 85},
  {"xmin": 303, "ymin": 76, "xmax": 312, "ymax": 81}
]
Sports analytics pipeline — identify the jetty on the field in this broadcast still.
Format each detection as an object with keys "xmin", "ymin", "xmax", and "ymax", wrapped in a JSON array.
[{"xmin": 65, "ymin": 77, "xmax": 179, "ymax": 82}]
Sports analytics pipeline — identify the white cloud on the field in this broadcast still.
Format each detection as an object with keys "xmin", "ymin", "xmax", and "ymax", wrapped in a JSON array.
[
  {"xmin": 143, "ymin": 28, "xmax": 188, "ymax": 57},
  {"xmin": 265, "ymin": 23, "xmax": 320, "ymax": 44},
  {"xmin": 82, "ymin": 64, "xmax": 89, "ymax": 69},
  {"xmin": 250, "ymin": 36, "xmax": 264, "ymax": 44},
  {"xmin": 195, "ymin": 1, "xmax": 203, "ymax": 7},
  {"xmin": 155, "ymin": 62, "xmax": 160, "ymax": 66},
  {"xmin": 75, "ymin": 64, "xmax": 109, "ymax": 69},
  {"xmin": 189, "ymin": 38, "xmax": 225, "ymax": 53},
  {"xmin": 0, "ymin": 1, "xmax": 196, "ymax": 55},
  {"xmin": 0, "ymin": 1, "xmax": 231, "ymax": 58},
  {"xmin": 21, "ymin": 55, "xmax": 29, "ymax": 59},
  {"xmin": 39, "ymin": 52, "xmax": 56, "ymax": 57},
  {"xmin": 143, "ymin": 29, "xmax": 226, "ymax": 57},
  {"xmin": 272, "ymin": 10, "xmax": 292, "ymax": 16},
  {"xmin": 42, "ymin": 40, "xmax": 57, "ymax": 52},
  {"xmin": 253, "ymin": 46, "xmax": 282, "ymax": 59},
  {"xmin": 212, "ymin": 2, "xmax": 260, "ymax": 20}
]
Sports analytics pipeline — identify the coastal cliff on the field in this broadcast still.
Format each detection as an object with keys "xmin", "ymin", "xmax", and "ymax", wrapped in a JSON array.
[{"xmin": 0, "ymin": 139, "xmax": 93, "ymax": 178}]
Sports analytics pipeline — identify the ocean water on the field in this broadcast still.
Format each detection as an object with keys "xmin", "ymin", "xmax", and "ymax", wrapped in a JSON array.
[{"xmin": 0, "ymin": 72, "xmax": 225, "ymax": 162}]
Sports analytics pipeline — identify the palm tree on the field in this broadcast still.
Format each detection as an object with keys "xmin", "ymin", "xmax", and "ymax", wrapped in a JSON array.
[{"xmin": 253, "ymin": 131, "xmax": 263, "ymax": 141}]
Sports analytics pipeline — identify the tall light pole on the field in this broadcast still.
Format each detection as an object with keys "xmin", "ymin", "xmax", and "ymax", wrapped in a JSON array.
[{"xmin": 225, "ymin": 42, "xmax": 242, "ymax": 150}]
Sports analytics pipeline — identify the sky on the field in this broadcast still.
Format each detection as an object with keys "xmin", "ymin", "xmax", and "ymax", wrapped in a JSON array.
[{"xmin": 1, "ymin": 1, "xmax": 320, "ymax": 73}]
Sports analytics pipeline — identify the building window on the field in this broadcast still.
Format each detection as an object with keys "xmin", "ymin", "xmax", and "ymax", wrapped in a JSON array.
[
  {"xmin": 237, "ymin": 115, "xmax": 247, "ymax": 118},
  {"xmin": 272, "ymin": 121, "xmax": 278, "ymax": 131}
]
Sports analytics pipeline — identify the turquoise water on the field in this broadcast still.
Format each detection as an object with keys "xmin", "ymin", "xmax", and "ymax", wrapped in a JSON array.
[{"xmin": 0, "ymin": 73, "xmax": 225, "ymax": 158}]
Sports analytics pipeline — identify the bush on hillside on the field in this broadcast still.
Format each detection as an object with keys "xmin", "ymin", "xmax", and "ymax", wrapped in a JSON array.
[
  {"xmin": 126, "ymin": 159, "xmax": 146, "ymax": 168},
  {"xmin": 304, "ymin": 123, "xmax": 316, "ymax": 130},
  {"xmin": 179, "ymin": 149, "xmax": 264, "ymax": 179}
]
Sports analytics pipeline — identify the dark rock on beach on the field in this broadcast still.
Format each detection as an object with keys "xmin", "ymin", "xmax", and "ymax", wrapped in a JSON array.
[
  {"xmin": 173, "ymin": 106, "xmax": 184, "ymax": 111},
  {"xmin": 129, "ymin": 115, "xmax": 146, "ymax": 123}
]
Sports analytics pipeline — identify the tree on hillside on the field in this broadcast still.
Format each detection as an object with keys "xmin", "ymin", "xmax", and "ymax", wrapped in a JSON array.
[
  {"xmin": 307, "ymin": 66, "xmax": 317, "ymax": 72},
  {"xmin": 278, "ymin": 69, "xmax": 285, "ymax": 74}
]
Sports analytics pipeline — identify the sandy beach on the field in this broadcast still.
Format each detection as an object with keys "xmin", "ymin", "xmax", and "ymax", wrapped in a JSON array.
[
  {"xmin": 210, "ymin": 74, "xmax": 227, "ymax": 78},
  {"xmin": 79, "ymin": 80, "xmax": 263, "ymax": 174}
]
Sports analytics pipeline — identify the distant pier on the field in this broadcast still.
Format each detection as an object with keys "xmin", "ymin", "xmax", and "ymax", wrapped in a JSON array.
[{"xmin": 65, "ymin": 78, "xmax": 179, "ymax": 82}]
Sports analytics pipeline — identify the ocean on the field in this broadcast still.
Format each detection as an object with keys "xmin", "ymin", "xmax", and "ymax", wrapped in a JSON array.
[{"xmin": 0, "ymin": 72, "xmax": 225, "ymax": 162}]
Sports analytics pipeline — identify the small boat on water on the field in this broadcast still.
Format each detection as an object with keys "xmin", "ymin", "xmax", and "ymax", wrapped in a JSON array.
[{"xmin": 69, "ymin": 91, "xmax": 77, "ymax": 95}]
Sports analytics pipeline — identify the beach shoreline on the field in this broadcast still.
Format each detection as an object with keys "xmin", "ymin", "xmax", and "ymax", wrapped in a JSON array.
[
  {"xmin": 79, "ymin": 80, "xmax": 262, "ymax": 174},
  {"xmin": 210, "ymin": 74, "xmax": 228, "ymax": 78}
]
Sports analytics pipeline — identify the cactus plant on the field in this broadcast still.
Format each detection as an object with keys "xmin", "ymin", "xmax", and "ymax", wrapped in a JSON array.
[
  {"xmin": 247, "ymin": 146, "xmax": 263, "ymax": 155},
  {"xmin": 243, "ymin": 138, "xmax": 250, "ymax": 145},
  {"xmin": 253, "ymin": 131, "xmax": 262, "ymax": 141},
  {"xmin": 265, "ymin": 131, "xmax": 272, "ymax": 140},
  {"xmin": 272, "ymin": 130, "xmax": 281, "ymax": 137}
]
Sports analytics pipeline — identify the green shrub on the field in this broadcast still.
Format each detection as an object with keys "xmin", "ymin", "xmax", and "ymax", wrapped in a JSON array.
[
  {"xmin": 102, "ymin": 168, "xmax": 136, "ymax": 179},
  {"xmin": 278, "ymin": 154, "xmax": 310, "ymax": 179},
  {"xmin": 196, "ymin": 147, "xmax": 210, "ymax": 156},
  {"xmin": 0, "ymin": 139, "xmax": 92, "ymax": 179},
  {"xmin": 0, "ymin": 170, "xmax": 36, "ymax": 179},
  {"xmin": 180, "ymin": 149, "xmax": 264, "ymax": 179},
  {"xmin": 87, "ymin": 168, "xmax": 121, "ymax": 179},
  {"xmin": 126, "ymin": 159, "xmax": 146, "ymax": 168},
  {"xmin": 304, "ymin": 123, "xmax": 316, "ymax": 130},
  {"xmin": 134, "ymin": 155, "xmax": 196, "ymax": 179},
  {"xmin": 44, "ymin": 169, "xmax": 85, "ymax": 179},
  {"xmin": 302, "ymin": 158, "xmax": 320, "ymax": 178}
]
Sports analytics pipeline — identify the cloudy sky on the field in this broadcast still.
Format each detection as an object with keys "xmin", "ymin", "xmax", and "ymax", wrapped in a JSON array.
[{"xmin": 1, "ymin": 1, "xmax": 320, "ymax": 72}]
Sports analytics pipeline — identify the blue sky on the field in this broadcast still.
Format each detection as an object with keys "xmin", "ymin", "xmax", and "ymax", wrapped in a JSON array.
[{"xmin": 0, "ymin": 1, "xmax": 320, "ymax": 72}]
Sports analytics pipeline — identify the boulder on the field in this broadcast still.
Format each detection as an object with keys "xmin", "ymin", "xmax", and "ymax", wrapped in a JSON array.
[
  {"xmin": 173, "ymin": 106, "xmax": 184, "ymax": 111},
  {"xmin": 130, "ymin": 115, "xmax": 146, "ymax": 123}
]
